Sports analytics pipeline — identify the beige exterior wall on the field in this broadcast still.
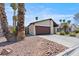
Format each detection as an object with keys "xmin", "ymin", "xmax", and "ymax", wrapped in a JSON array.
[
  {"xmin": 29, "ymin": 24, "xmax": 35, "ymax": 35},
  {"xmin": 34, "ymin": 20, "xmax": 51, "ymax": 26},
  {"xmin": 54, "ymin": 27, "xmax": 58, "ymax": 33},
  {"xmin": 29, "ymin": 20, "xmax": 54, "ymax": 35},
  {"xmin": 50, "ymin": 20, "xmax": 54, "ymax": 34},
  {"xmin": 71, "ymin": 25, "xmax": 76, "ymax": 32},
  {"xmin": 33, "ymin": 24, "xmax": 36, "ymax": 35}
]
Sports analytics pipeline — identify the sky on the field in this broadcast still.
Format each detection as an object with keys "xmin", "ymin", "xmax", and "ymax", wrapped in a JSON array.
[{"xmin": 5, "ymin": 3, "xmax": 79, "ymax": 26}]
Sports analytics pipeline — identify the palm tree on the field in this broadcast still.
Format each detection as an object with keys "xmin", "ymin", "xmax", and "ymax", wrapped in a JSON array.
[
  {"xmin": 35, "ymin": 17, "xmax": 38, "ymax": 20},
  {"xmin": 59, "ymin": 19, "xmax": 62, "ymax": 31},
  {"xmin": 59, "ymin": 19, "xmax": 69, "ymax": 33},
  {"xmin": 67, "ymin": 20, "xmax": 71, "ymax": 24},
  {"xmin": 63, "ymin": 19, "xmax": 65, "ymax": 23},
  {"xmin": 10, "ymin": 3, "xmax": 18, "ymax": 33},
  {"xmin": 0, "ymin": 3, "xmax": 11, "ymax": 41},
  {"xmin": 17, "ymin": 3, "xmax": 25, "ymax": 41},
  {"xmin": 63, "ymin": 23, "xmax": 68, "ymax": 33},
  {"xmin": 59, "ymin": 19, "xmax": 62, "ymax": 23}
]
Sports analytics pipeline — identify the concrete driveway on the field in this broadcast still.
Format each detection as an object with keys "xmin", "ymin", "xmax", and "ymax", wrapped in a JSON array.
[{"xmin": 38, "ymin": 35, "xmax": 79, "ymax": 48}]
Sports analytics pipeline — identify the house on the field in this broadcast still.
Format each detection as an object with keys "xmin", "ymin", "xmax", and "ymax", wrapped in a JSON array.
[
  {"xmin": 70, "ymin": 24, "xmax": 77, "ymax": 32},
  {"xmin": 27, "ymin": 18, "xmax": 58, "ymax": 35},
  {"xmin": 57, "ymin": 23, "xmax": 77, "ymax": 32}
]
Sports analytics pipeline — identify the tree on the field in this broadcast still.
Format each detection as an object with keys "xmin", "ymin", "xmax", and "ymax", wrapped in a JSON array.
[
  {"xmin": 10, "ymin": 3, "xmax": 18, "ymax": 33},
  {"xmin": 59, "ymin": 19, "xmax": 62, "ymax": 23},
  {"xmin": 59, "ymin": 19, "xmax": 69, "ymax": 33},
  {"xmin": 63, "ymin": 19, "xmax": 65, "ymax": 23},
  {"xmin": 59, "ymin": 19, "xmax": 66, "ymax": 23},
  {"xmin": 35, "ymin": 17, "xmax": 38, "ymax": 20},
  {"xmin": 0, "ymin": 3, "xmax": 11, "ymax": 41},
  {"xmin": 67, "ymin": 20, "xmax": 71, "ymax": 24},
  {"xmin": 17, "ymin": 3, "xmax": 25, "ymax": 41},
  {"xmin": 63, "ymin": 23, "xmax": 68, "ymax": 33}
]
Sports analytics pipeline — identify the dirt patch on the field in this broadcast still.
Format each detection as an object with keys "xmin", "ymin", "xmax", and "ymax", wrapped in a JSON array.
[{"xmin": 0, "ymin": 36, "xmax": 68, "ymax": 56}]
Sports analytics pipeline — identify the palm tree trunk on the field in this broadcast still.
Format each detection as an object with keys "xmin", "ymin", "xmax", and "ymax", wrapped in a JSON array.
[
  {"xmin": 13, "ymin": 11, "xmax": 16, "ymax": 29},
  {"xmin": 17, "ymin": 3, "xmax": 25, "ymax": 41},
  {"xmin": 0, "ymin": 3, "xmax": 11, "ymax": 41},
  {"xmin": 0, "ymin": 3, "xmax": 17, "ymax": 42}
]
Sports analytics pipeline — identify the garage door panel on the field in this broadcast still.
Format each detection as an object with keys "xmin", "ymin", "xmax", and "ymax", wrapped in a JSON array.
[{"xmin": 35, "ymin": 26, "xmax": 50, "ymax": 35}]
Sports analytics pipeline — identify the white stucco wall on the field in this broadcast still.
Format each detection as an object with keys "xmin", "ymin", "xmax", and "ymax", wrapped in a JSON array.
[
  {"xmin": 54, "ymin": 27, "xmax": 58, "ymax": 33},
  {"xmin": 50, "ymin": 20, "xmax": 54, "ymax": 34},
  {"xmin": 29, "ymin": 24, "xmax": 34, "ymax": 35},
  {"xmin": 71, "ymin": 25, "xmax": 76, "ymax": 32}
]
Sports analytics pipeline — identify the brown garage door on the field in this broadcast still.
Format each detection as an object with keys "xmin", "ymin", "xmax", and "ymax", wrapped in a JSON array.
[{"xmin": 35, "ymin": 26, "xmax": 50, "ymax": 35}]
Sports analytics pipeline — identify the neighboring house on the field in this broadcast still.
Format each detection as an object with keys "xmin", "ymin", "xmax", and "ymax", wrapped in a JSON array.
[
  {"xmin": 70, "ymin": 24, "xmax": 77, "ymax": 32},
  {"xmin": 57, "ymin": 24, "xmax": 77, "ymax": 32},
  {"xmin": 27, "ymin": 18, "xmax": 58, "ymax": 35}
]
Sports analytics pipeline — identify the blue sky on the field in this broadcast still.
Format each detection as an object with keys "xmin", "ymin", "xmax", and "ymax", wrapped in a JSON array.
[{"xmin": 5, "ymin": 3, "xmax": 79, "ymax": 26}]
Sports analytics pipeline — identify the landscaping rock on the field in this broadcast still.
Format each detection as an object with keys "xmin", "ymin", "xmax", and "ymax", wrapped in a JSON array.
[
  {"xmin": 0, "ymin": 48, "xmax": 12, "ymax": 55},
  {"xmin": 0, "ymin": 36, "xmax": 68, "ymax": 56}
]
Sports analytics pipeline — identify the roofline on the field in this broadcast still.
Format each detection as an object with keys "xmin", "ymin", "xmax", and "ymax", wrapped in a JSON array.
[{"xmin": 27, "ymin": 18, "xmax": 58, "ymax": 27}]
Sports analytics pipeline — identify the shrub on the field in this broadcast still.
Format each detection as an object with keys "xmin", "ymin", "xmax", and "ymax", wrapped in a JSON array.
[
  {"xmin": 12, "ymin": 27, "xmax": 16, "ymax": 34},
  {"xmin": 75, "ymin": 29, "xmax": 79, "ymax": 33},
  {"xmin": 56, "ymin": 32, "xmax": 60, "ymax": 35},
  {"xmin": 69, "ymin": 32, "xmax": 76, "ymax": 37},
  {"xmin": 60, "ymin": 31, "xmax": 65, "ymax": 35},
  {"xmin": 65, "ymin": 32, "xmax": 69, "ymax": 34}
]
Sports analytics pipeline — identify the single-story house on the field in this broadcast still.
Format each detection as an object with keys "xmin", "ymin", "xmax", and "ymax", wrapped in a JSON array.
[
  {"xmin": 57, "ymin": 24, "xmax": 77, "ymax": 32},
  {"xmin": 69, "ymin": 24, "xmax": 76, "ymax": 32},
  {"xmin": 27, "ymin": 18, "xmax": 58, "ymax": 35}
]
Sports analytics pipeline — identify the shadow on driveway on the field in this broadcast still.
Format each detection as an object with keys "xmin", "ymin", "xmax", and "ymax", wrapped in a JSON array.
[{"xmin": 0, "ymin": 41, "xmax": 16, "ymax": 47}]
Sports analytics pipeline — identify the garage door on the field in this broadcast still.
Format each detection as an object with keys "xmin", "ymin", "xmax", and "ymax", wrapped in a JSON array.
[{"xmin": 35, "ymin": 26, "xmax": 50, "ymax": 35}]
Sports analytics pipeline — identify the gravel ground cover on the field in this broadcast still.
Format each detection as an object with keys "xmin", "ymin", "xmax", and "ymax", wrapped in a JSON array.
[{"xmin": 0, "ymin": 36, "xmax": 68, "ymax": 56}]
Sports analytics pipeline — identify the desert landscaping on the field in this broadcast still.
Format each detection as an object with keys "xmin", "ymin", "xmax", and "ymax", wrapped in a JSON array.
[
  {"xmin": 0, "ymin": 3, "xmax": 79, "ymax": 56},
  {"xmin": 0, "ymin": 36, "xmax": 68, "ymax": 56}
]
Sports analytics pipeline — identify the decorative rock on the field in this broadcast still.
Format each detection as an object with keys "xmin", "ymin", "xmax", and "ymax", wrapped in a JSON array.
[
  {"xmin": 0, "ymin": 48, "xmax": 12, "ymax": 55},
  {"xmin": 46, "ymin": 51, "xmax": 52, "ymax": 56}
]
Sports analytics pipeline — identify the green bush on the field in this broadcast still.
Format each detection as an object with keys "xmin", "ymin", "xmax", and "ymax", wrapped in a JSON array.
[
  {"xmin": 69, "ymin": 32, "xmax": 76, "ymax": 37},
  {"xmin": 12, "ymin": 27, "xmax": 16, "ymax": 34},
  {"xmin": 65, "ymin": 32, "xmax": 69, "ymax": 34},
  {"xmin": 75, "ymin": 29, "xmax": 79, "ymax": 33},
  {"xmin": 60, "ymin": 31, "xmax": 65, "ymax": 35}
]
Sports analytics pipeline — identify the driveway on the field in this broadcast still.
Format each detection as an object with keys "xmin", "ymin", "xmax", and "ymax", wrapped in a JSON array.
[{"xmin": 38, "ymin": 35, "xmax": 79, "ymax": 48}]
